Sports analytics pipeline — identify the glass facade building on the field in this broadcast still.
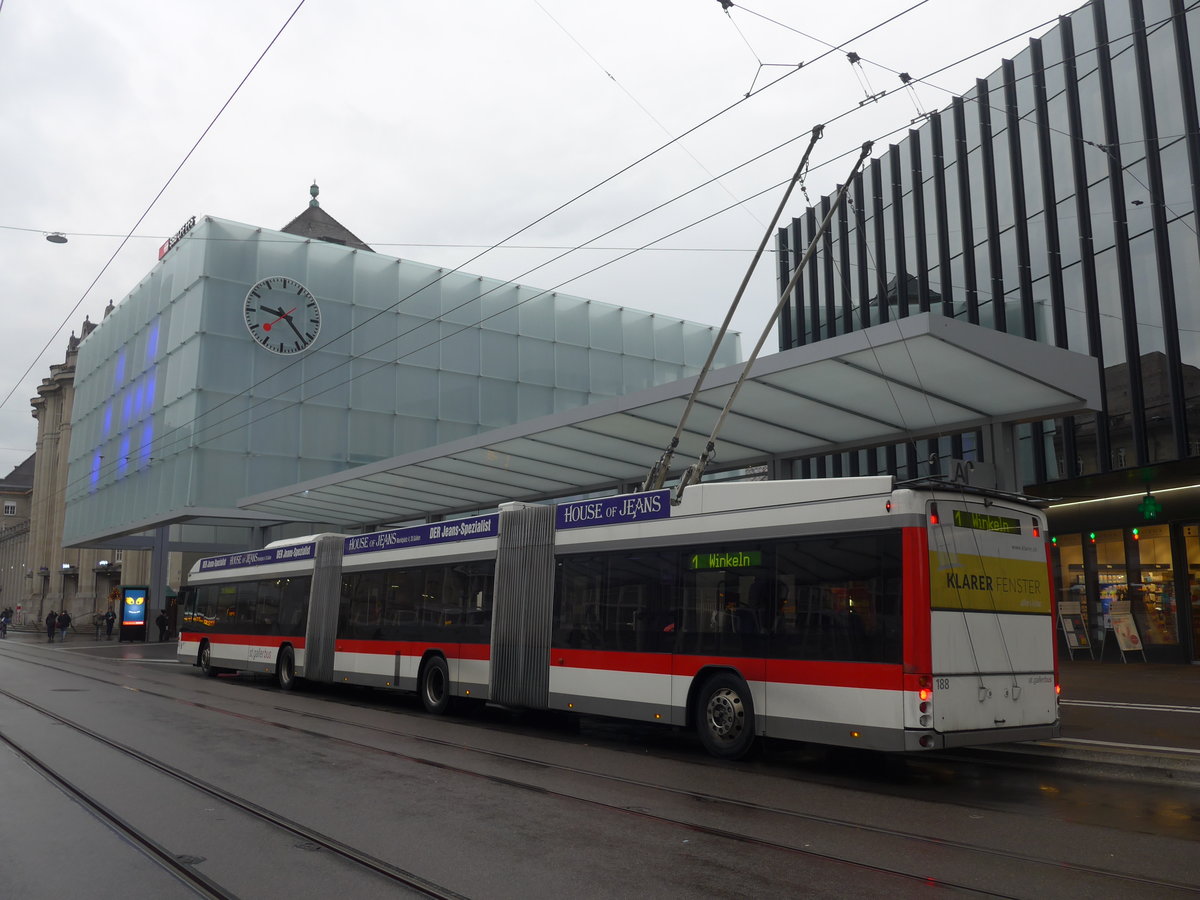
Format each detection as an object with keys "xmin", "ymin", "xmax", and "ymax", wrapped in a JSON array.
[
  {"xmin": 64, "ymin": 216, "xmax": 738, "ymax": 549},
  {"xmin": 776, "ymin": 0, "xmax": 1200, "ymax": 661}
]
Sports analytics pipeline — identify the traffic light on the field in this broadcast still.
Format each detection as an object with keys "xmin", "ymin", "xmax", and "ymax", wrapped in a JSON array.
[{"xmin": 1138, "ymin": 492, "xmax": 1162, "ymax": 521}]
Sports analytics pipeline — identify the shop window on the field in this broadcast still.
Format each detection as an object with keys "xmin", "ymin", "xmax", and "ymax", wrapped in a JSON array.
[
  {"xmin": 1185, "ymin": 525, "xmax": 1200, "ymax": 663},
  {"xmin": 1094, "ymin": 529, "xmax": 1127, "ymax": 631},
  {"xmin": 1129, "ymin": 524, "xmax": 1178, "ymax": 646},
  {"xmin": 1055, "ymin": 534, "xmax": 1089, "ymax": 640}
]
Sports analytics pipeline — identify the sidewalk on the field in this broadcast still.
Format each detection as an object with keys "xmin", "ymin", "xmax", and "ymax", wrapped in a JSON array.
[{"xmin": 1059, "ymin": 658, "xmax": 1200, "ymax": 708}]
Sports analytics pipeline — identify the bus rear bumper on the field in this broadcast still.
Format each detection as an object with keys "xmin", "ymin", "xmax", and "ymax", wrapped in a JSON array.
[{"xmin": 926, "ymin": 721, "xmax": 1061, "ymax": 750}]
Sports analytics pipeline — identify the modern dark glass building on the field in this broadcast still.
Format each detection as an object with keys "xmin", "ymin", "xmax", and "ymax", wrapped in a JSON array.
[{"xmin": 776, "ymin": 0, "xmax": 1200, "ymax": 662}]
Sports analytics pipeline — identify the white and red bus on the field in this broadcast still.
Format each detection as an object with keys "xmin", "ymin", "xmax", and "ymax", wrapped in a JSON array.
[{"xmin": 178, "ymin": 476, "xmax": 1059, "ymax": 758}]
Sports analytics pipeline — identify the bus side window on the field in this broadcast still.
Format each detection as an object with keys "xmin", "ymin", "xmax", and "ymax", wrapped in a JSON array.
[
  {"xmin": 279, "ymin": 576, "xmax": 310, "ymax": 634},
  {"xmin": 194, "ymin": 585, "xmax": 217, "ymax": 631},
  {"xmin": 216, "ymin": 585, "xmax": 238, "ymax": 633},
  {"xmin": 257, "ymin": 579, "xmax": 282, "ymax": 635}
]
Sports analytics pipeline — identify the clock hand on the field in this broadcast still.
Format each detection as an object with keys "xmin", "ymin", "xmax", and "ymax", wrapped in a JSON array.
[
  {"xmin": 261, "ymin": 307, "xmax": 297, "ymax": 333},
  {"xmin": 285, "ymin": 316, "xmax": 306, "ymax": 342}
]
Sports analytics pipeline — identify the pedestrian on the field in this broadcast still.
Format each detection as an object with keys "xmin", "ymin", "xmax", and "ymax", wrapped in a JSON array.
[
  {"xmin": 46, "ymin": 610, "xmax": 57, "ymax": 642},
  {"xmin": 94, "ymin": 610, "xmax": 104, "ymax": 640},
  {"xmin": 156, "ymin": 610, "xmax": 169, "ymax": 642},
  {"xmin": 104, "ymin": 608, "xmax": 116, "ymax": 640},
  {"xmin": 0, "ymin": 607, "xmax": 10, "ymax": 638},
  {"xmin": 57, "ymin": 610, "xmax": 71, "ymax": 642}
]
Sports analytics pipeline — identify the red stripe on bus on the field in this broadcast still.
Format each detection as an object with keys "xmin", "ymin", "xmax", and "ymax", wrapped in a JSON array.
[
  {"xmin": 179, "ymin": 632, "xmax": 305, "ymax": 649},
  {"xmin": 903, "ymin": 526, "xmax": 932, "ymax": 672},
  {"xmin": 334, "ymin": 640, "xmax": 491, "ymax": 661},
  {"xmin": 554, "ymin": 649, "xmax": 903, "ymax": 691}
]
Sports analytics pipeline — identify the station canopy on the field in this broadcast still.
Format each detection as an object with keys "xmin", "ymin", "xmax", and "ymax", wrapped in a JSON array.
[{"xmin": 239, "ymin": 313, "xmax": 1101, "ymax": 528}]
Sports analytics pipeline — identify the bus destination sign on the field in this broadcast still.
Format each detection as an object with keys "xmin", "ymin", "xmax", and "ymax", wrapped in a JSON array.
[
  {"xmin": 952, "ymin": 509, "xmax": 1020, "ymax": 533},
  {"xmin": 556, "ymin": 490, "xmax": 671, "ymax": 530},
  {"xmin": 687, "ymin": 550, "xmax": 762, "ymax": 570}
]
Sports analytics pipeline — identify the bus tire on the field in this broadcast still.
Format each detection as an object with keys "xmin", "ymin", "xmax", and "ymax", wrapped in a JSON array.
[
  {"xmin": 199, "ymin": 642, "xmax": 219, "ymax": 678},
  {"xmin": 695, "ymin": 672, "xmax": 756, "ymax": 760},
  {"xmin": 276, "ymin": 646, "xmax": 296, "ymax": 691},
  {"xmin": 420, "ymin": 655, "xmax": 451, "ymax": 715}
]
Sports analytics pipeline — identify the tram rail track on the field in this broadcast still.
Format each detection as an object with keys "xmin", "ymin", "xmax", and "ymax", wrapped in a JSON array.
[
  {"xmin": 0, "ymin": 684, "xmax": 468, "ymax": 900},
  {"xmin": 2, "ymin": 644, "xmax": 1196, "ymax": 897}
]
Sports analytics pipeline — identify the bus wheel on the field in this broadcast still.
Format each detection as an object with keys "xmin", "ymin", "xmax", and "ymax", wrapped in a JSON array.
[
  {"xmin": 276, "ymin": 646, "xmax": 296, "ymax": 691},
  {"xmin": 696, "ymin": 673, "xmax": 756, "ymax": 760},
  {"xmin": 199, "ymin": 643, "xmax": 219, "ymax": 678},
  {"xmin": 420, "ymin": 656, "xmax": 451, "ymax": 715}
]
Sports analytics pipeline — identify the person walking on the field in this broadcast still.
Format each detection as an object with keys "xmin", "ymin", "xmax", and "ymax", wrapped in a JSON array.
[
  {"xmin": 104, "ymin": 608, "xmax": 116, "ymax": 640},
  {"xmin": 0, "ymin": 607, "xmax": 10, "ymax": 638},
  {"xmin": 94, "ymin": 610, "xmax": 104, "ymax": 640},
  {"xmin": 156, "ymin": 610, "xmax": 169, "ymax": 642},
  {"xmin": 46, "ymin": 610, "xmax": 57, "ymax": 642},
  {"xmin": 57, "ymin": 610, "xmax": 71, "ymax": 642}
]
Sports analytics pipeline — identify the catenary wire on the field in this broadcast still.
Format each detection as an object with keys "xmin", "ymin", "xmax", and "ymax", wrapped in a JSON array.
[
  {"xmin": 43, "ymin": 5, "xmax": 1150, "ymax": 503},
  {"xmin": 0, "ymin": 0, "xmax": 309, "ymax": 411},
  {"xmin": 46, "ymin": 7, "xmax": 1118, "ymax": 502},
  {"xmin": 49, "ymin": 1, "xmax": 942, "ymax": 493}
]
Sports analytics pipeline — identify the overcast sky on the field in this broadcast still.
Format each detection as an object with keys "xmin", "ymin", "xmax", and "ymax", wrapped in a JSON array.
[{"xmin": 0, "ymin": 0, "xmax": 1071, "ymax": 477}]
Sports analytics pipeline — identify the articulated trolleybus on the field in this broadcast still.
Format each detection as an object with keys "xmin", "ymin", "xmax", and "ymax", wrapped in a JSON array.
[{"xmin": 179, "ymin": 477, "xmax": 1059, "ymax": 759}]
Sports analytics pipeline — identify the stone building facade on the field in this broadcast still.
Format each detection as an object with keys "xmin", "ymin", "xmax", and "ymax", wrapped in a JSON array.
[{"xmin": 20, "ymin": 314, "xmax": 183, "ymax": 631}]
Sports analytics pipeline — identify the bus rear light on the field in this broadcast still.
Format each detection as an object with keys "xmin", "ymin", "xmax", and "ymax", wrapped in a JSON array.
[
  {"xmin": 919, "ymin": 735, "xmax": 935, "ymax": 748},
  {"xmin": 919, "ymin": 689, "xmax": 930, "ymax": 701},
  {"xmin": 850, "ymin": 731, "xmax": 861, "ymax": 739},
  {"xmin": 885, "ymin": 500, "xmax": 892, "ymax": 512},
  {"xmin": 1055, "ymin": 684, "xmax": 1061, "ymax": 696},
  {"xmin": 919, "ymin": 701, "xmax": 930, "ymax": 713},
  {"xmin": 920, "ymin": 715, "xmax": 931, "ymax": 727},
  {"xmin": 1032, "ymin": 517, "xmax": 1041, "ymax": 538},
  {"xmin": 929, "ymin": 502, "xmax": 939, "ymax": 525}
]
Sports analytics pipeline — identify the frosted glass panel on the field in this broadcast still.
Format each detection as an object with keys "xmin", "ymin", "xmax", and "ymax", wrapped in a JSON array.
[
  {"xmin": 481, "ymin": 331, "xmax": 519, "ymax": 380},
  {"xmin": 623, "ymin": 310, "xmax": 655, "ymax": 358},
  {"xmin": 395, "ymin": 415, "xmax": 438, "ymax": 453},
  {"xmin": 479, "ymin": 378, "xmax": 518, "ymax": 427},
  {"xmin": 349, "ymin": 410, "xmax": 395, "ymax": 462},
  {"xmin": 653, "ymin": 318, "xmax": 685, "ymax": 361},
  {"xmin": 589, "ymin": 304, "xmax": 622, "ymax": 352},
  {"xmin": 588, "ymin": 351, "xmax": 624, "ymax": 396},
  {"xmin": 440, "ymin": 325, "xmax": 480, "ymax": 375},
  {"xmin": 350, "ymin": 361, "xmax": 397, "ymax": 413},
  {"xmin": 302, "ymin": 406, "xmax": 348, "ymax": 459},
  {"xmin": 554, "ymin": 344, "xmax": 590, "ymax": 391},
  {"xmin": 64, "ymin": 215, "xmax": 739, "ymax": 545},
  {"xmin": 481, "ymin": 282, "xmax": 520, "ymax": 332},
  {"xmin": 397, "ymin": 367, "xmax": 439, "ymax": 417},
  {"xmin": 622, "ymin": 355, "xmax": 654, "ymax": 392},
  {"xmin": 518, "ymin": 337, "xmax": 555, "ymax": 386},
  {"xmin": 554, "ymin": 296, "xmax": 589, "ymax": 346},
  {"xmin": 518, "ymin": 383, "xmax": 554, "ymax": 419},
  {"xmin": 439, "ymin": 372, "xmax": 480, "ymax": 423},
  {"xmin": 519, "ymin": 293, "xmax": 556, "ymax": 339}
]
